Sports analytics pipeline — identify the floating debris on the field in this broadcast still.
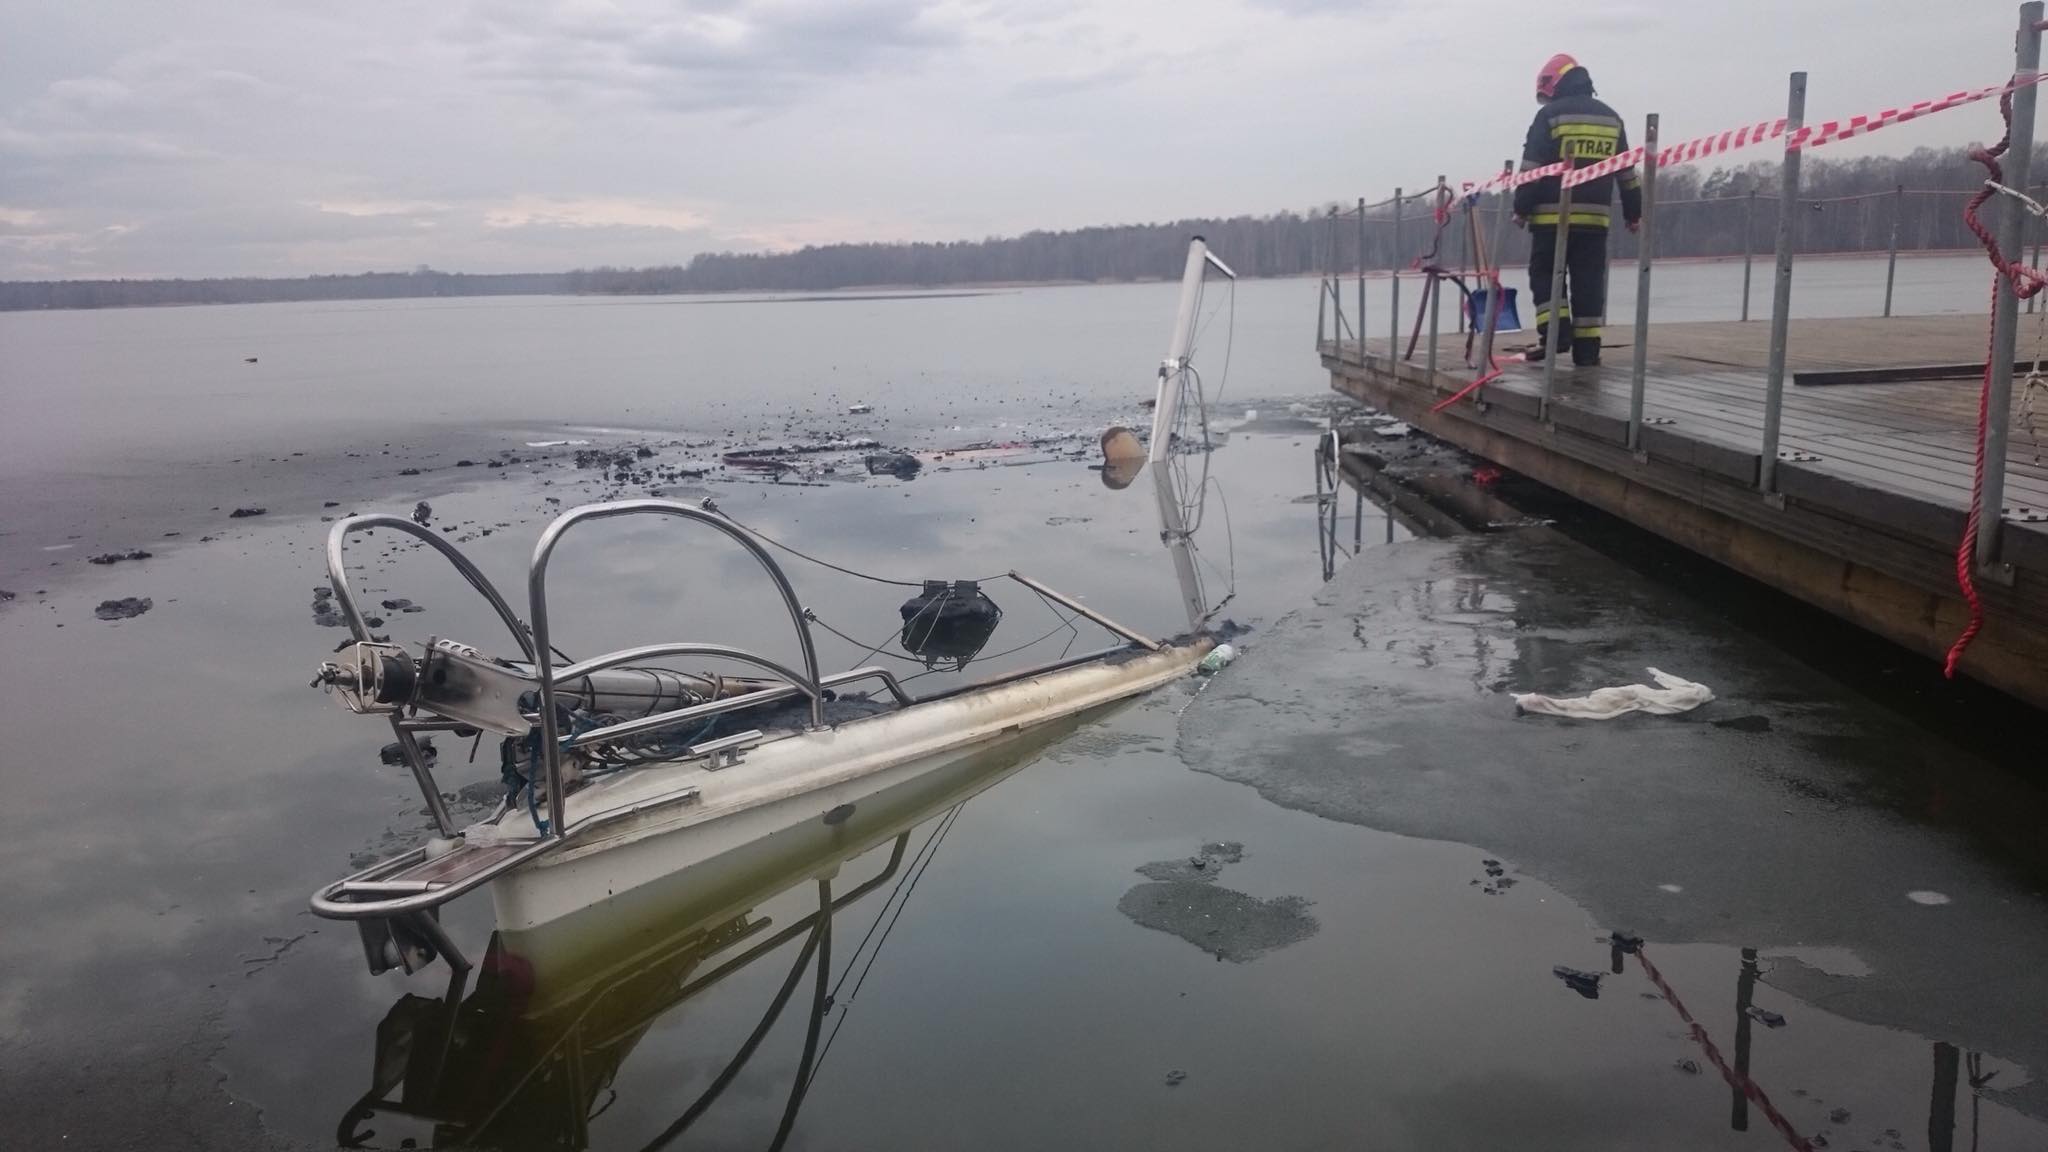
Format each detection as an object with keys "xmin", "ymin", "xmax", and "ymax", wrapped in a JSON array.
[
  {"xmin": 88, "ymin": 549, "xmax": 152, "ymax": 565},
  {"xmin": 95, "ymin": 597, "xmax": 153, "ymax": 620},
  {"xmin": 1552, "ymin": 965, "xmax": 1603, "ymax": 998},
  {"xmin": 412, "ymin": 501, "xmax": 433, "ymax": 526},
  {"xmin": 1164, "ymin": 1069, "xmax": 1187, "ymax": 1087},
  {"xmin": 1744, "ymin": 1005, "xmax": 1787, "ymax": 1028},
  {"xmin": 229, "ymin": 506, "xmax": 267, "ymax": 518},
  {"xmin": 848, "ymin": 402, "xmax": 874, "ymax": 415},
  {"xmin": 865, "ymin": 452, "xmax": 922, "ymax": 479}
]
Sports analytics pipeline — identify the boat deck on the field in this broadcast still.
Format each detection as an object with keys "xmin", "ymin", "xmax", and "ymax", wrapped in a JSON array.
[{"xmin": 1321, "ymin": 312, "xmax": 2048, "ymax": 707}]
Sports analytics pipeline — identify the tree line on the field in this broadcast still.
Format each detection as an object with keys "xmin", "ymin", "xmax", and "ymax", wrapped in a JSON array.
[{"xmin": 0, "ymin": 143, "xmax": 2028, "ymax": 312}]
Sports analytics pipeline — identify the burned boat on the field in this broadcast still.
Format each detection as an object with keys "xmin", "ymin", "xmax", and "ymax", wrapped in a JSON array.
[{"xmin": 308, "ymin": 238, "xmax": 1239, "ymax": 977}]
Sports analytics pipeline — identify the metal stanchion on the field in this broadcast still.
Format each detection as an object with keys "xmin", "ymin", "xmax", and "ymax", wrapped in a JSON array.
[
  {"xmin": 1741, "ymin": 188, "xmax": 1757, "ymax": 322},
  {"xmin": 1977, "ymin": 0, "xmax": 2043, "ymax": 570},
  {"xmin": 1540, "ymin": 182, "xmax": 1574, "ymax": 416},
  {"xmin": 1357, "ymin": 197, "xmax": 1367, "ymax": 359},
  {"xmin": 1389, "ymin": 188, "xmax": 1403, "ymax": 356},
  {"xmin": 1884, "ymin": 182, "xmax": 1902, "ymax": 317},
  {"xmin": 1475, "ymin": 160, "xmax": 1516, "ymax": 395},
  {"xmin": 1758, "ymin": 71, "xmax": 1807, "ymax": 494},
  {"xmin": 1628, "ymin": 114, "xmax": 1660, "ymax": 453},
  {"xmin": 1426, "ymin": 175, "xmax": 1445, "ymax": 379}
]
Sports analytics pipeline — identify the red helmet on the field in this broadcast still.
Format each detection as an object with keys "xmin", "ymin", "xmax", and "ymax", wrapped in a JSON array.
[{"xmin": 1537, "ymin": 53, "xmax": 1580, "ymax": 102}]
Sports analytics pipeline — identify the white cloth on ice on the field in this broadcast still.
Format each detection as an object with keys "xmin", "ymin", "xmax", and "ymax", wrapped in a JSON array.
[{"xmin": 1513, "ymin": 668, "xmax": 1713, "ymax": 720}]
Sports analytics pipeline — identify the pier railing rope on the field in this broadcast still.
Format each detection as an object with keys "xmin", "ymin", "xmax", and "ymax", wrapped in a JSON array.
[{"xmin": 1948, "ymin": 85, "xmax": 2048, "ymax": 675}]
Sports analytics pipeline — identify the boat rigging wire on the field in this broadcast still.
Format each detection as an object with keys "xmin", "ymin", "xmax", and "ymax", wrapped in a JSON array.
[
  {"xmin": 636, "ymin": 902, "xmax": 826, "ymax": 1152},
  {"xmin": 711, "ymin": 504, "xmax": 1011, "ymax": 588},
  {"xmin": 808, "ymin": 801, "xmax": 967, "ymax": 1089}
]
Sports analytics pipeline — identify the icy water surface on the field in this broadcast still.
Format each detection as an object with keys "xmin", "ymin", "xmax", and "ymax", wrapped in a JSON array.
[{"xmin": 4, "ymin": 268, "xmax": 2048, "ymax": 1151}]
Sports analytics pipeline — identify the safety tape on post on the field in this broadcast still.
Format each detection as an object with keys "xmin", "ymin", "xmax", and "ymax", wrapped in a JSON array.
[{"xmin": 1457, "ymin": 71, "xmax": 2048, "ymax": 199}]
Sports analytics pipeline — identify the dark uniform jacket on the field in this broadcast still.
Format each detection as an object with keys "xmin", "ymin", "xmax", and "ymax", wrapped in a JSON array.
[{"xmin": 1512, "ymin": 69, "xmax": 1644, "ymax": 230}]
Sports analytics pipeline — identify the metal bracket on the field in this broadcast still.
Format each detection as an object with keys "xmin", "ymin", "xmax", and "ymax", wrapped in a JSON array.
[
  {"xmin": 690, "ymin": 729, "xmax": 765, "ymax": 770},
  {"xmin": 2006, "ymin": 504, "xmax": 2048, "ymax": 523},
  {"xmin": 1644, "ymin": 417, "xmax": 1677, "ymax": 426},
  {"xmin": 1632, "ymin": 450, "xmax": 1651, "ymax": 465},
  {"xmin": 1986, "ymin": 179, "xmax": 2048, "ymax": 217},
  {"xmin": 1778, "ymin": 450, "xmax": 1824, "ymax": 463},
  {"xmin": 1979, "ymin": 561, "xmax": 2018, "ymax": 588},
  {"xmin": 1762, "ymin": 492, "xmax": 1787, "ymax": 511}
]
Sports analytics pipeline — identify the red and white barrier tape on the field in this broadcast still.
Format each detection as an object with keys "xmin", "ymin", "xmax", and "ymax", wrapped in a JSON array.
[
  {"xmin": 1458, "ymin": 71, "xmax": 2048, "ymax": 198},
  {"xmin": 1792, "ymin": 71, "xmax": 2046, "ymax": 151}
]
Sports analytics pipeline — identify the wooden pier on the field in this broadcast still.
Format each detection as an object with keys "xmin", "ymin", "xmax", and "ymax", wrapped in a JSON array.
[{"xmin": 1321, "ymin": 314, "xmax": 2048, "ymax": 708}]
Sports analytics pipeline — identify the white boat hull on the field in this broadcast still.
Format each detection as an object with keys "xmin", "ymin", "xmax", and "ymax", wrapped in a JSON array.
[{"xmin": 487, "ymin": 640, "xmax": 1207, "ymax": 931}]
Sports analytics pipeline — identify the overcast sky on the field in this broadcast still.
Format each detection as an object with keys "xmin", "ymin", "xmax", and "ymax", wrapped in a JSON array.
[{"xmin": 0, "ymin": 0, "xmax": 2025, "ymax": 279}]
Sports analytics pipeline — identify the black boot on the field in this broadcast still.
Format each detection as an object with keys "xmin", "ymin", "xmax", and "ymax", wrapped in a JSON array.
[
  {"xmin": 1525, "ymin": 322, "xmax": 1566, "ymax": 363},
  {"xmin": 1572, "ymin": 335, "xmax": 1602, "ymax": 367}
]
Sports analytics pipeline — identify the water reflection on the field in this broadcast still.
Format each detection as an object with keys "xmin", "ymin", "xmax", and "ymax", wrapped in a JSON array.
[
  {"xmin": 338, "ymin": 711, "xmax": 1101, "ymax": 1151},
  {"xmin": 1614, "ymin": 938, "xmax": 2008, "ymax": 1152}
]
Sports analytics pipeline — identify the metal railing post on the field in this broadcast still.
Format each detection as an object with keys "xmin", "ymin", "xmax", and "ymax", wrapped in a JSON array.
[
  {"xmin": 1540, "ymin": 182, "xmax": 1574, "ymax": 415},
  {"xmin": 1884, "ymin": 182, "xmax": 1902, "ymax": 317},
  {"xmin": 1316, "ymin": 262, "xmax": 1327, "ymax": 347},
  {"xmin": 1629, "ymin": 113, "xmax": 1660, "ymax": 452},
  {"xmin": 1977, "ymin": 0, "xmax": 2043, "ymax": 570},
  {"xmin": 1426, "ymin": 175, "xmax": 1445, "ymax": 379},
  {"xmin": 1758, "ymin": 71, "xmax": 1807, "ymax": 493},
  {"xmin": 1357, "ymin": 196, "xmax": 1368, "ymax": 359},
  {"xmin": 1328, "ymin": 208, "xmax": 1342, "ymax": 344},
  {"xmin": 1389, "ymin": 188, "xmax": 1403, "ymax": 354},
  {"xmin": 1741, "ymin": 188, "xmax": 1757, "ymax": 321},
  {"xmin": 1476, "ymin": 160, "xmax": 1515, "ymax": 382}
]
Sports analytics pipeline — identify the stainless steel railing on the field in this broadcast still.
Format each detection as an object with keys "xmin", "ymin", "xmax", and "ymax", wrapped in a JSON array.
[{"xmin": 528, "ymin": 499, "xmax": 827, "ymax": 837}]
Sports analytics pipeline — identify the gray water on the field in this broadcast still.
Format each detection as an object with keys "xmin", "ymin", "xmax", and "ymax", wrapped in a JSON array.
[{"xmin": 4, "ymin": 257, "xmax": 2047, "ymax": 1151}]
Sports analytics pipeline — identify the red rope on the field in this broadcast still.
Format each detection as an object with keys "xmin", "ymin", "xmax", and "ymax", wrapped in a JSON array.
[
  {"xmin": 1949, "ymin": 88, "xmax": 2048, "ymax": 676},
  {"xmin": 1633, "ymin": 947, "xmax": 1815, "ymax": 1152},
  {"xmin": 1430, "ymin": 188, "xmax": 1509, "ymax": 414}
]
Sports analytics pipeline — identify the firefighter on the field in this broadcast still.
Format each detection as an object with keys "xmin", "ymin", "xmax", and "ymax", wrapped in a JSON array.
[{"xmin": 1512, "ymin": 54, "xmax": 1643, "ymax": 367}]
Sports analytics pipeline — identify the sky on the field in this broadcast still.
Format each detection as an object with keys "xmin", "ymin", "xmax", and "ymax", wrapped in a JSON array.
[{"xmin": 0, "ymin": 0, "xmax": 2028, "ymax": 280}]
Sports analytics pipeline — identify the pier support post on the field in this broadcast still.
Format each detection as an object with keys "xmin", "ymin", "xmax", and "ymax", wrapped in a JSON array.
[
  {"xmin": 1540, "ymin": 181, "xmax": 1574, "ymax": 417},
  {"xmin": 1759, "ymin": 71, "xmax": 1806, "ymax": 494},
  {"xmin": 1390, "ymin": 188, "xmax": 1403, "ymax": 358},
  {"xmin": 1741, "ymin": 188, "xmax": 1757, "ymax": 322},
  {"xmin": 1978, "ymin": 0, "xmax": 2043, "ymax": 570},
  {"xmin": 1629, "ymin": 114, "xmax": 1660, "ymax": 452},
  {"xmin": 1426, "ymin": 175, "xmax": 1445, "ymax": 379},
  {"xmin": 1357, "ymin": 197, "xmax": 1368, "ymax": 360},
  {"xmin": 1475, "ymin": 160, "xmax": 1515, "ymax": 384},
  {"xmin": 1884, "ymin": 182, "xmax": 1903, "ymax": 317}
]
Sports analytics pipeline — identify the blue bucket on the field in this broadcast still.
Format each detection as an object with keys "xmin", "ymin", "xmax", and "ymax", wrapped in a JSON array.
[{"xmin": 1467, "ymin": 286, "xmax": 1522, "ymax": 333}]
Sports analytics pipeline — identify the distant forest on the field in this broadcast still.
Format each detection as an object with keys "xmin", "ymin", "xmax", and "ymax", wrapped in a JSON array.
[{"xmin": 0, "ymin": 144, "xmax": 2029, "ymax": 312}]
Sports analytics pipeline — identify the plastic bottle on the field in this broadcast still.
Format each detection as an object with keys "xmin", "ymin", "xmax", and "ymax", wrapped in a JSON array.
[{"xmin": 1197, "ymin": 643, "xmax": 1236, "ymax": 675}]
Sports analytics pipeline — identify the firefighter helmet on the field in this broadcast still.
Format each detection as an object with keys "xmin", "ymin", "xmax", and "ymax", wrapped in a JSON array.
[{"xmin": 1536, "ymin": 53, "xmax": 1580, "ymax": 102}]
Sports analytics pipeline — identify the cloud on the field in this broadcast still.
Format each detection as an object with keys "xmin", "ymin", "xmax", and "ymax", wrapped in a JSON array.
[
  {"xmin": 449, "ymin": 0, "xmax": 962, "ymax": 113},
  {"xmin": 480, "ymin": 196, "xmax": 713, "ymax": 232},
  {"xmin": 0, "ymin": 0, "xmax": 2023, "ymax": 279}
]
